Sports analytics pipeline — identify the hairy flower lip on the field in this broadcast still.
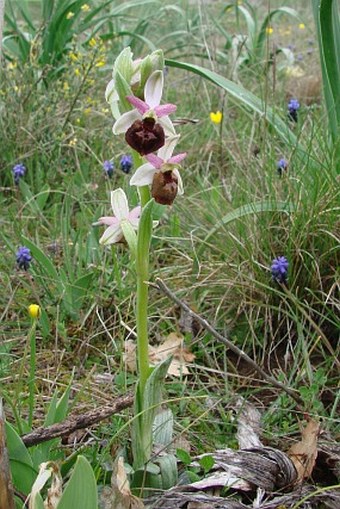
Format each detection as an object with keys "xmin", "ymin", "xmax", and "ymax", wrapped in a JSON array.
[
  {"xmin": 151, "ymin": 170, "xmax": 178, "ymax": 205},
  {"xmin": 125, "ymin": 118, "xmax": 165, "ymax": 156}
]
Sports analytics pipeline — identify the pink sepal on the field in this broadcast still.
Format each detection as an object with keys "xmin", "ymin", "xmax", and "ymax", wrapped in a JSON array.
[
  {"xmin": 146, "ymin": 153, "xmax": 164, "ymax": 169},
  {"xmin": 154, "ymin": 103, "xmax": 177, "ymax": 117},
  {"xmin": 168, "ymin": 152, "xmax": 187, "ymax": 164},
  {"xmin": 126, "ymin": 95, "xmax": 149, "ymax": 114}
]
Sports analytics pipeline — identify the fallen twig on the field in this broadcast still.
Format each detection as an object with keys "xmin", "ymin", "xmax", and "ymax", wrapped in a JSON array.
[
  {"xmin": 21, "ymin": 392, "xmax": 134, "ymax": 447},
  {"xmin": 154, "ymin": 278, "xmax": 304, "ymax": 407}
]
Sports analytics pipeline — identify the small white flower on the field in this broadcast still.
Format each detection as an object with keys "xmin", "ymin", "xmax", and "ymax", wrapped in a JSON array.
[{"xmin": 97, "ymin": 189, "xmax": 141, "ymax": 245}]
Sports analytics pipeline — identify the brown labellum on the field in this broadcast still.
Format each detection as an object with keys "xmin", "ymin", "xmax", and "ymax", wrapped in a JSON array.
[
  {"xmin": 151, "ymin": 170, "xmax": 178, "ymax": 205},
  {"xmin": 125, "ymin": 118, "xmax": 165, "ymax": 156}
]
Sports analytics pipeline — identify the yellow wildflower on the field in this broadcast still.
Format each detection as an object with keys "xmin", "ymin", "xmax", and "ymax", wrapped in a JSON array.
[
  {"xmin": 28, "ymin": 304, "xmax": 41, "ymax": 319},
  {"xmin": 66, "ymin": 11, "xmax": 74, "ymax": 19},
  {"xmin": 81, "ymin": 3, "xmax": 90, "ymax": 12},
  {"xmin": 89, "ymin": 37, "xmax": 97, "ymax": 48},
  {"xmin": 74, "ymin": 68, "xmax": 81, "ymax": 76},
  {"xmin": 84, "ymin": 107, "xmax": 92, "ymax": 115},
  {"xmin": 299, "ymin": 23, "xmax": 305, "ymax": 30},
  {"xmin": 69, "ymin": 52, "xmax": 78, "ymax": 62},
  {"xmin": 95, "ymin": 59, "xmax": 106, "ymax": 68},
  {"xmin": 69, "ymin": 137, "xmax": 78, "ymax": 147},
  {"xmin": 266, "ymin": 27, "xmax": 274, "ymax": 35},
  {"xmin": 7, "ymin": 61, "xmax": 17, "ymax": 70},
  {"xmin": 210, "ymin": 111, "xmax": 223, "ymax": 124},
  {"xmin": 63, "ymin": 81, "xmax": 70, "ymax": 91}
]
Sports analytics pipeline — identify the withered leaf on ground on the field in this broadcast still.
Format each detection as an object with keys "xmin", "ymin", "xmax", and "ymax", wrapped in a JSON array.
[
  {"xmin": 235, "ymin": 398, "xmax": 263, "ymax": 449},
  {"xmin": 108, "ymin": 456, "xmax": 144, "ymax": 509},
  {"xmin": 288, "ymin": 419, "xmax": 320, "ymax": 482},
  {"xmin": 124, "ymin": 333, "xmax": 195, "ymax": 377}
]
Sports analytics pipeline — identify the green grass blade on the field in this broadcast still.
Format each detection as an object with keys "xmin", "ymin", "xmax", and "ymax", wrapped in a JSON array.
[
  {"xmin": 194, "ymin": 200, "xmax": 295, "ymax": 271},
  {"xmin": 21, "ymin": 236, "xmax": 59, "ymax": 283},
  {"xmin": 165, "ymin": 59, "xmax": 306, "ymax": 159},
  {"xmin": 312, "ymin": 0, "xmax": 340, "ymax": 147},
  {"xmin": 255, "ymin": 7, "xmax": 300, "ymax": 60},
  {"xmin": 57, "ymin": 456, "xmax": 98, "ymax": 509}
]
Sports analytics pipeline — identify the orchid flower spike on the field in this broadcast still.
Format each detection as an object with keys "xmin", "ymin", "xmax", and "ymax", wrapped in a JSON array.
[
  {"xmin": 113, "ymin": 71, "xmax": 177, "ymax": 155},
  {"xmin": 97, "ymin": 188, "xmax": 141, "ymax": 245},
  {"xmin": 130, "ymin": 136, "xmax": 186, "ymax": 205}
]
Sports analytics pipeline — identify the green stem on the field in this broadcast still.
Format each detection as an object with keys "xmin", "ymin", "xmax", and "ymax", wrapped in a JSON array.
[
  {"xmin": 135, "ymin": 200, "xmax": 155, "ymax": 395},
  {"xmin": 131, "ymin": 150, "xmax": 151, "ymax": 207},
  {"xmin": 136, "ymin": 269, "xmax": 150, "ymax": 395},
  {"xmin": 28, "ymin": 321, "xmax": 36, "ymax": 429},
  {"xmin": 131, "ymin": 150, "xmax": 152, "ymax": 394}
]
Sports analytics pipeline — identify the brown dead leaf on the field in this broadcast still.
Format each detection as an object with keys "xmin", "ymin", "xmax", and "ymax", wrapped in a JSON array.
[
  {"xmin": 109, "ymin": 457, "xmax": 144, "ymax": 509},
  {"xmin": 124, "ymin": 333, "xmax": 195, "ymax": 377},
  {"xmin": 288, "ymin": 419, "xmax": 320, "ymax": 482},
  {"xmin": 124, "ymin": 340, "xmax": 137, "ymax": 373}
]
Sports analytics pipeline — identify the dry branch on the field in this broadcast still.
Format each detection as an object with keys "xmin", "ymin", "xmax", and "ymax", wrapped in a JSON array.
[
  {"xmin": 21, "ymin": 392, "xmax": 134, "ymax": 447},
  {"xmin": 154, "ymin": 278, "xmax": 304, "ymax": 406}
]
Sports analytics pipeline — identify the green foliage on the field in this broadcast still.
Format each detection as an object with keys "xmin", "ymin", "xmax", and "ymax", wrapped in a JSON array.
[
  {"xmin": 220, "ymin": 2, "xmax": 301, "ymax": 69},
  {"xmin": 312, "ymin": 0, "xmax": 340, "ymax": 152},
  {"xmin": 5, "ymin": 422, "xmax": 37, "ymax": 494},
  {"xmin": 57, "ymin": 456, "xmax": 98, "ymax": 509},
  {"xmin": 132, "ymin": 356, "xmax": 172, "ymax": 468},
  {"xmin": 165, "ymin": 58, "xmax": 308, "ymax": 162}
]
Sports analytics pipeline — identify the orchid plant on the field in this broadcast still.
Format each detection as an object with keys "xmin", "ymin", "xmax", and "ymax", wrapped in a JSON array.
[{"xmin": 99, "ymin": 47, "xmax": 187, "ymax": 492}]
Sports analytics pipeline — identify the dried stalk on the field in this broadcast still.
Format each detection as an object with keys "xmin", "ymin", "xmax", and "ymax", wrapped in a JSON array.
[
  {"xmin": 22, "ymin": 392, "xmax": 134, "ymax": 447},
  {"xmin": 154, "ymin": 278, "xmax": 304, "ymax": 407}
]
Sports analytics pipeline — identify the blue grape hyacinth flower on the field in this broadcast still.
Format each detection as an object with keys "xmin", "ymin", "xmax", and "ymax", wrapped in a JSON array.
[
  {"xmin": 16, "ymin": 246, "xmax": 32, "ymax": 270},
  {"xmin": 288, "ymin": 98, "xmax": 300, "ymax": 122},
  {"xmin": 271, "ymin": 256, "xmax": 289, "ymax": 284},
  {"xmin": 103, "ymin": 160, "xmax": 115, "ymax": 178},
  {"xmin": 277, "ymin": 158, "xmax": 288, "ymax": 176},
  {"xmin": 120, "ymin": 154, "xmax": 133, "ymax": 174},
  {"xmin": 12, "ymin": 163, "xmax": 26, "ymax": 185}
]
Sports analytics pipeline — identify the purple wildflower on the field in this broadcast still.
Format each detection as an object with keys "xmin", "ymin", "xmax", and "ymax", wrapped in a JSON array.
[
  {"xmin": 120, "ymin": 154, "xmax": 133, "ymax": 174},
  {"xmin": 277, "ymin": 158, "xmax": 288, "ymax": 176},
  {"xmin": 288, "ymin": 98, "xmax": 300, "ymax": 122},
  {"xmin": 16, "ymin": 246, "xmax": 32, "ymax": 270},
  {"xmin": 271, "ymin": 256, "xmax": 289, "ymax": 284},
  {"xmin": 12, "ymin": 163, "xmax": 26, "ymax": 185},
  {"xmin": 103, "ymin": 160, "xmax": 114, "ymax": 178}
]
